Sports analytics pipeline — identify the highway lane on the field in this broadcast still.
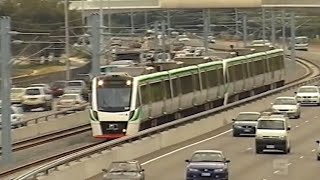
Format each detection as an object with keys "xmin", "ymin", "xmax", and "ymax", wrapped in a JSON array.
[{"xmin": 137, "ymin": 103, "xmax": 320, "ymax": 180}]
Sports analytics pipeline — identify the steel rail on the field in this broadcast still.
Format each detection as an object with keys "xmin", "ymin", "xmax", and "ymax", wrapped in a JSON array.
[{"xmin": 11, "ymin": 55, "xmax": 320, "ymax": 180}]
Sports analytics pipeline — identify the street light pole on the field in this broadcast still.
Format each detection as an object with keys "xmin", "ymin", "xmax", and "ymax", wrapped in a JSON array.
[
  {"xmin": 262, "ymin": 8, "xmax": 266, "ymax": 41},
  {"xmin": 290, "ymin": 11, "xmax": 296, "ymax": 61},
  {"xmin": 64, "ymin": 0, "xmax": 71, "ymax": 80},
  {"xmin": 271, "ymin": 9, "xmax": 276, "ymax": 46},
  {"xmin": 0, "ymin": 16, "xmax": 13, "ymax": 163},
  {"xmin": 81, "ymin": 0, "xmax": 85, "ymax": 24},
  {"xmin": 243, "ymin": 13, "xmax": 248, "ymax": 47},
  {"xmin": 282, "ymin": 9, "xmax": 286, "ymax": 50}
]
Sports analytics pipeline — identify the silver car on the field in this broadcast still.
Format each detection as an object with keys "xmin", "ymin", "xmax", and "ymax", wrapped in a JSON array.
[
  {"xmin": 103, "ymin": 160, "xmax": 145, "ymax": 180},
  {"xmin": 316, "ymin": 140, "xmax": 320, "ymax": 160},
  {"xmin": 271, "ymin": 97, "xmax": 301, "ymax": 119},
  {"xmin": 232, "ymin": 112, "xmax": 261, "ymax": 137}
]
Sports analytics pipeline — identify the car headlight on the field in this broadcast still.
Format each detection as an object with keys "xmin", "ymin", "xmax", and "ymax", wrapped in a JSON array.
[
  {"xmin": 233, "ymin": 125, "xmax": 241, "ymax": 128},
  {"xmin": 188, "ymin": 168, "xmax": 199, "ymax": 172},
  {"xmin": 214, "ymin": 168, "xmax": 225, "ymax": 172},
  {"xmin": 277, "ymin": 136, "xmax": 286, "ymax": 140},
  {"xmin": 312, "ymin": 96, "xmax": 318, "ymax": 98}
]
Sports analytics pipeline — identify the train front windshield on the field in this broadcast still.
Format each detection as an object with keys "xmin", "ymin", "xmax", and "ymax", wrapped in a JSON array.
[{"xmin": 96, "ymin": 79, "xmax": 132, "ymax": 112}]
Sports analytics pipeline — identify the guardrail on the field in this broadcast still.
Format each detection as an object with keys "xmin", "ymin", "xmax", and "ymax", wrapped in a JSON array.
[
  {"xmin": 13, "ymin": 56, "xmax": 320, "ymax": 180},
  {"xmin": 6, "ymin": 103, "xmax": 90, "ymax": 130}
]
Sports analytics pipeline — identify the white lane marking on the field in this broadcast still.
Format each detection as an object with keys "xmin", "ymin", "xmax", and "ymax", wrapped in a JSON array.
[
  {"xmin": 287, "ymin": 163, "xmax": 292, "ymax": 166},
  {"xmin": 295, "ymin": 125, "xmax": 299, "ymax": 128},
  {"xmin": 300, "ymin": 156, "xmax": 304, "ymax": 159},
  {"xmin": 246, "ymin": 147, "xmax": 253, "ymax": 151},
  {"xmin": 141, "ymin": 129, "xmax": 232, "ymax": 165},
  {"xmin": 312, "ymin": 149, "xmax": 316, "ymax": 152},
  {"xmin": 305, "ymin": 120, "xmax": 309, "ymax": 123},
  {"xmin": 273, "ymin": 170, "xmax": 279, "ymax": 174}
]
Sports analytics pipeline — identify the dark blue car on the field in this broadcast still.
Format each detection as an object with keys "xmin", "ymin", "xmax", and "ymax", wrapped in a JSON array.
[{"xmin": 185, "ymin": 150, "xmax": 230, "ymax": 180}]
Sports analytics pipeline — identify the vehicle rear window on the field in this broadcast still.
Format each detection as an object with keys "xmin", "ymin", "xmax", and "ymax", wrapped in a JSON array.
[
  {"xmin": 236, "ymin": 114, "xmax": 260, "ymax": 121},
  {"xmin": 67, "ymin": 81, "xmax": 82, "ymax": 87},
  {"xmin": 298, "ymin": 87, "xmax": 318, "ymax": 93},
  {"xmin": 52, "ymin": 81, "xmax": 66, "ymax": 88},
  {"xmin": 26, "ymin": 89, "xmax": 40, "ymax": 95}
]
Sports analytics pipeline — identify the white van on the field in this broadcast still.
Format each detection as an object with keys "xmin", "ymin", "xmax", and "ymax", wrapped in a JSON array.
[{"xmin": 255, "ymin": 114, "xmax": 291, "ymax": 154}]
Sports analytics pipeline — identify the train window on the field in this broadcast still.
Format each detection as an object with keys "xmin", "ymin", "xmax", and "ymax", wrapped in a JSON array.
[
  {"xmin": 228, "ymin": 66, "xmax": 236, "ymax": 82},
  {"xmin": 242, "ymin": 63, "xmax": 249, "ymax": 79},
  {"xmin": 201, "ymin": 72, "xmax": 208, "ymax": 89},
  {"xmin": 164, "ymin": 80, "xmax": 171, "ymax": 99},
  {"xmin": 263, "ymin": 58, "xmax": 269, "ymax": 73},
  {"xmin": 180, "ymin": 75, "xmax": 193, "ymax": 94},
  {"xmin": 140, "ymin": 85, "xmax": 149, "ymax": 105},
  {"xmin": 217, "ymin": 69, "xmax": 224, "ymax": 85},
  {"xmin": 248, "ymin": 61, "xmax": 255, "ymax": 76},
  {"xmin": 136, "ymin": 90, "xmax": 141, "ymax": 107},
  {"xmin": 172, "ymin": 78, "xmax": 180, "ymax": 97},
  {"xmin": 150, "ymin": 82, "xmax": 163, "ymax": 102},
  {"xmin": 193, "ymin": 74, "xmax": 201, "ymax": 91},
  {"xmin": 234, "ymin": 64, "xmax": 243, "ymax": 81},
  {"xmin": 207, "ymin": 70, "xmax": 219, "ymax": 87}
]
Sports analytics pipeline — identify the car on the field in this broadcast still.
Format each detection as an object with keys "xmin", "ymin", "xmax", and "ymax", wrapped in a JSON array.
[
  {"xmin": 255, "ymin": 114, "xmax": 291, "ymax": 154},
  {"xmin": 178, "ymin": 37, "xmax": 191, "ymax": 42},
  {"xmin": 102, "ymin": 160, "xmax": 145, "ymax": 180},
  {"xmin": 185, "ymin": 150, "xmax": 230, "ymax": 180},
  {"xmin": 50, "ymin": 81, "xmax": 67, "ymax": 97},
  {"xmin": 316, "ymin": 140, "xmax": 320, "ymax": 160},
  {"xmin": 295, "ymin": 85, "xmax": 320, "ymax": 105},
  {"xmin": 232, "ymin": 112, "xmax": 261, "ymax": 136},
  {"xmin": 21, "ymin": 87, "xmax": 53, "ymax": 111},
  {"xmin": 251, "ymin": 40, "xmax": 273, "ymax": 47},
  {"xmin": 0, "ymin": 105, "xmax": 24, "ymax": 129},
  {"xmin": 11, "ymin": 87, "xmax": 26, "ymax": 104},
  {"xmin": 64, "ymin": 80, "xmax": 89, "ymax": 100},
  {"xmin": 56, "ymin": 94, "xmax": 87, "ymax": 111},
  {"xmin": 271, "ymin": 97, "xmax": 301, "ymax": 119}
]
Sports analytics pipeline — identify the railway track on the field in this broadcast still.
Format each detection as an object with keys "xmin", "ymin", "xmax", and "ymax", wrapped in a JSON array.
[{"xmin": 1, "ymin": 53, "xmax": 319, "ymax": 179}]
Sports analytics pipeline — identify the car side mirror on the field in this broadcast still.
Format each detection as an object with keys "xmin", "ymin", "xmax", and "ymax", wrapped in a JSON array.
[
  {"xmin": 287, "ymin": 127, "xmax": 291, "ymax": 131},
  {"xmin": 232, "ymin": 119, "xmax": 236, "ymax": 121},
  {"xmin": 102, "ymin": 169, "xmax": 108, "ymax": 173},
  {"xmin": 316, "ymin": 140, "xmax": 320, "ymax": 144},
  {"xmin": 294, "ymin": 92, "xmax": 297, "ymax": 94},
  {"xmin": 185, "ymin": 159, "xmax": 190, "ymax": 163},
  {"xmin": 141, "ymin": 169, "xmax": 145, "ymax": 172},
  {"xmin": 225, "ymin": 160, "xmax": 231, "ymax": 163}
]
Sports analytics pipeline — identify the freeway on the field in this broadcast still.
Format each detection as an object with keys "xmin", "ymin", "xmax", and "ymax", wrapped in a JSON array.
[{"xmin": 138, "ymin": 104, "xmax": 320, "ymax": 180}]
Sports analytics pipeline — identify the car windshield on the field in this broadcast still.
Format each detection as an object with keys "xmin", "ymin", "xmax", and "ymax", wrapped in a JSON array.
[
  {"xmin": 236, "ymin": 113, "xmax": 260, "ymax": 121},
  {"xmin": 11, "ymin": 88, "xmax": 24, "ymax": 94},
  {"xmin": 257, "ymin": 120, "xmax": 285, "ymax": 130},
  {"xmin": 108, "ymin": 162, "xmax": 139, "ymax": 173},
  {"xmin": 298, "ymin": 87, "xmax": 318, "ymax": 93},
  {"xmin": 67, "ymin": 81, "xmax": 82, "ymax": 87},
  {"xmin": 190, "ymin": 152, "xmax": 224, "ymax": 162},
  {"xmin": 25, "ymin": 89, "xmax": 40, "ymax": 95},
  {"xmin": 274, "ymin": 98, "xmax": 296, "ymax": 105},
  {"xmin": 61, "ymin": 94, "xmax": 77, "ymax": 100}
]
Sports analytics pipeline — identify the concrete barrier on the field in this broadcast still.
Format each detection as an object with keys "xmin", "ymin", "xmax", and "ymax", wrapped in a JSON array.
[
  {"xmin": 0, "ymin": 110, "xmax": 89, "ymax": 145},
  {"xmin": 35, "ymin": 87, "xmax": 299, "ymax": 180}
]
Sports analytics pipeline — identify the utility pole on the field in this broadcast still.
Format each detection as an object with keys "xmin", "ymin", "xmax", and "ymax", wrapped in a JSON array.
[
  {"xmin": 166, "ymin": 10, "xmax": 171, "ymax": 53},
  {"xmin": 99, "ymin": 0, "xmax": 104, "ymax": 65},
  {"xmin": 262, "ymin": 8, "xmax": 266, "ymax": 41},
  {"xmin": 207, "ymin": 9, "xmax": 211, "ymax": 35},
  {"xmin": 290, "ymin": 11, "xmax": 296, "ymax": 61},
  {"xmin": 130, "ymin": 10, "xmax": 134, "ymax": 35},
  {"xmin": 161, "ymin": 20, "xmax": 166, "ymax": 61},
  {"xmin": 243, "ymin": 13, "xmax": 248, "ymax": 47},
  {"xmin": 271, "ymin": 9, "xmax": 276, "ymax": 46},
  {"xmin": 89, "ymin": 14, "xmax": 101, "ymax": 77},
  {"xmin": 235, "ymin": 8, "xmax": 239, "ymax": 43},
  {"xmin": 107, "ymin": 0, "xmax": 111, "ymax": 34},
  {"xmin": 203, "ymin": 9, "xmax": 209, "ymax": 54},
  {"xmin": 81, "ymin": 0, "xmax": 85, "ymax": 25},
  {"xmin": 282, "ymin": 9, "xmax": 286, "ymax": 50},
  {"xmin": 154, "ymin": 21, "xmax": 159, "ymax": 49},
  {"xmin": 0, "ymin": 16, "xmax": 13, "ymax": 163},
  {"xmin": 144, "ymin": 11, "xmax": 148, "ymax": 30},
  {"xmin": 64, "ymin": 0, "xmax": 71, "ymax": 80}
]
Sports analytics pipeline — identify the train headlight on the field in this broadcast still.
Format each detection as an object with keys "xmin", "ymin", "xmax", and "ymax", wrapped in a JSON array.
[
  {"xmin": 126, "ymin": 80, "xmax": 132, "ymax": 86},
  {"xmin": 98, "ymin": 80, "xmax": 104, "ymax": 86},
  {"xmin": 122, "ymin": 129, "xmax": 127, "ymax": 133}
]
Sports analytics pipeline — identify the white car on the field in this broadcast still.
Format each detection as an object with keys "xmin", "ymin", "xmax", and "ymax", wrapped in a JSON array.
[
  {"xmin": 271, "ymin": 97, "xmax": 301, "ymax": 119},
  {"xmin": 178, "ymin": 37, "xmax": 190, "ymax": 42},
  {"xmin": 255, "ymin": 114, "xmax": 291, "ymax": 154},
  {"xmin": 21, "ymin": 87, "xmax": 53, "ymax": 111},
  {"xmin": 295, "ymin": 86, "xmax": 320, "ymax": 105},
  {"xmin": 0, "ymin": 105, "xmax": 24, "ymax": 129}
]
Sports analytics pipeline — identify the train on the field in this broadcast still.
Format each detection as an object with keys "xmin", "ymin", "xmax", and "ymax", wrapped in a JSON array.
[{"xmin": 89, "ymin": 49, "xmax": 285, "ymax": 139}]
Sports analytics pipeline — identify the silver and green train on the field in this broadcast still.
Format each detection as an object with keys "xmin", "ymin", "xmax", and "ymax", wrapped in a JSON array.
[{"xmin": 90, "ymin": 49, "xmax": 285, "ymax": 139}]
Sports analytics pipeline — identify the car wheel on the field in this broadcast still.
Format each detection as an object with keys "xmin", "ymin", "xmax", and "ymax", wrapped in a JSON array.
[
  {"xmin": 317, "ymin": 156, "xmax": 320, "ymax": 161},
  {"xmin": 23, "ymin": 105, "xmax": 30, "ymax": 112},
  {"xmin": 232, "ymin": 131, "xmax": 239, "ymax": 137},
  {"xmin": 256, "ymin": 147, "xmax": 262, "ymax": 154}
]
